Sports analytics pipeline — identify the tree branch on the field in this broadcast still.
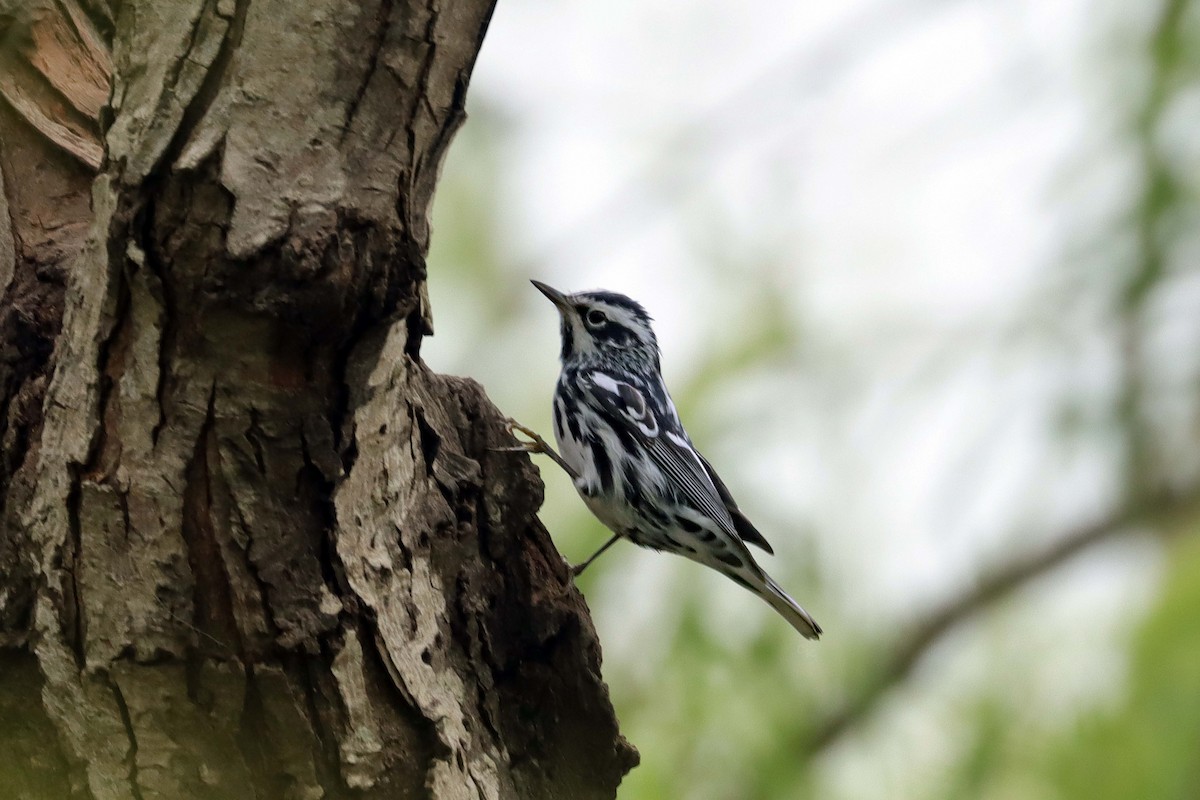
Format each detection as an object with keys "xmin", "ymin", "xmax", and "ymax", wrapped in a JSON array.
[{"xmin": 799, "ymin": 487, "xmax": 1200, "ymax": 757}]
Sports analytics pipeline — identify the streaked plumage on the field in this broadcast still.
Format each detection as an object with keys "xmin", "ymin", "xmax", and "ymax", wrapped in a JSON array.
[{"xmin": 531, "ymin": 280, "xmax": 821, "ymax": 640}]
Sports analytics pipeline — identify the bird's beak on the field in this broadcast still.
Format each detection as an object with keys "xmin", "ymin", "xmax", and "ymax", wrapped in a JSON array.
[{"xmin": 531, "ymin": 280, "xmax": 572, "ymax": 312}]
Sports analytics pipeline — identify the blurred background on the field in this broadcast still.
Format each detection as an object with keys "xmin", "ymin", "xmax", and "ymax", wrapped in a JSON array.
[{"xmin": 423, "ymin": 1, "xmax": 1200, "ymax": 798}]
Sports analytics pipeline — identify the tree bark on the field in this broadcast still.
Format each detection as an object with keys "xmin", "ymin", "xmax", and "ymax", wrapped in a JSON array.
[{"xmin": 0, "ymin": 2, "xmax": 637, "ymax": 798}]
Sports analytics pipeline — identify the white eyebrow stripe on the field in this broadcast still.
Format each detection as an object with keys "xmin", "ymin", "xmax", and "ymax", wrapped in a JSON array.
[{"xmin": 588, "ymin": 302, "xmax": 651, "ymax": 342}]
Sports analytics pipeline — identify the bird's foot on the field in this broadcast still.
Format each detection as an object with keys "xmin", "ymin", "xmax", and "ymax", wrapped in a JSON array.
[
  {"xmin": 568, "ymin": 533, "xmax": 621, "ymax": 577},
  {"xmin": 494, "ymin": 418, "xmax": 580, "ymax": 481},
  {"xmin": 497, "ymin": 418, "xmax": 553, "ymax": 455}
]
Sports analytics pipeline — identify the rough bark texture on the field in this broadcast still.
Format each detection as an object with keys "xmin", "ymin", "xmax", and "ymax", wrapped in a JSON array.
[{"xmin": 0, "ymin": 1, "xmax": 637, "ymax": 797}]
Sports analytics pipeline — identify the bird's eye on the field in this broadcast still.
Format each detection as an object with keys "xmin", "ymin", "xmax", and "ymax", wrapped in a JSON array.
[{"xmin": 586, "ymin": 309, "xmax": 608, "ymax": 327}]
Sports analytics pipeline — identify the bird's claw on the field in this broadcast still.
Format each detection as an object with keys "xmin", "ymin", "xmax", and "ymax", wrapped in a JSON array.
[
  {"xmin": 497, "ymin": 418, "xmax": 552, "ymax": 455},
  {"xmin": 494, "ymin": 418, "xmax": 582, "ymax": 482}
]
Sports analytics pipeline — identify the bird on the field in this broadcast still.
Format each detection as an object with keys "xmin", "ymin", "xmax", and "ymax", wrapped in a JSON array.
[{"xmin": 504, "ymin": 280, "xmax": 821, "ymax": 640}]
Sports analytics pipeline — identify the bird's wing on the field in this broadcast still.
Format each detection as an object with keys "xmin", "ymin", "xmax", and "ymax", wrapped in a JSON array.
[
  {"xmin": 586, "ymin": 372, "xmax": 755, "ymax": 547},
  {"xmin": 693, "ymin": 450, "xmax": 775, "ymax": 555}
]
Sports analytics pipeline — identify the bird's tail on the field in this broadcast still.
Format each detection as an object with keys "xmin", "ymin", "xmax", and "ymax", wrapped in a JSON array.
[{"xmin": 761, "ymin": 576, "xmax": 822, "ymax": 640}]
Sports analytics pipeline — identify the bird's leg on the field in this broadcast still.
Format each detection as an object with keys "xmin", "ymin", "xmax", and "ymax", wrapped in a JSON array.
[
  {"xmin": 497, "ymin": 419, "xmax": 622, "ymax": 576},
  {"xmin": 495, "ymin": 418, "xmax": 580, "ymax": 481},
  {"xmin": 571, "ymin": 533, "xmax": 621, "ymax": 576}
]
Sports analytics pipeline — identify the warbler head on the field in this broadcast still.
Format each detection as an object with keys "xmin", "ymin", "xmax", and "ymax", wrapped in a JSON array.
[{"xmin": 532, "ymin": 280, "xmax": 661, "ymax": 371}]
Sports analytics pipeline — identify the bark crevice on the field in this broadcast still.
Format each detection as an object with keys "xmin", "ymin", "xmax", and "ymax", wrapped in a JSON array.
[
  {"xmin": 179, "ymin": 383, "xmax": 244, "ymax": 660},
  {"xmin": 2, "ymin": 1, "xmax": 636, "ymax": 797},
  {"xmin": 104, "ymin": 671, "xmax": 146, "ymax": 800}
]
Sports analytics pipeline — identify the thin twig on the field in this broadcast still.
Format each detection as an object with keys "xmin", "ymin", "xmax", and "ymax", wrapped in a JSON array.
[{"xmin": 798, "ymin": 488, "xmax": 1200, "ymax": 757}]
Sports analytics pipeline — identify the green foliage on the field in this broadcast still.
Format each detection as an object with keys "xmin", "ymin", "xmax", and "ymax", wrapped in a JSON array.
[{"xmin": 1040, "ymin": 532, "xmax": 1200, "ymax": 800}]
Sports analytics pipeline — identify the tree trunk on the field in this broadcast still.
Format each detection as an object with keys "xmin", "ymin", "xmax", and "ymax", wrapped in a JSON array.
[{"xmin": 0, "ymin": 2, "xmax": 637, "ymax": 798}]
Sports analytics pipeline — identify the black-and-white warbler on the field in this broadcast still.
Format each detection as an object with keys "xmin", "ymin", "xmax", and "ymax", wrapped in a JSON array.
[{"xmin": 506, "ymin": 281, "xmax": 821, "ymax": 640}]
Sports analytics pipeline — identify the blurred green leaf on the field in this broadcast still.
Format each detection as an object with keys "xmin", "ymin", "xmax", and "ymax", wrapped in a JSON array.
[{"xmin": 1040, "ymin": 530, "xmax": 1200, "ymax": 800}]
